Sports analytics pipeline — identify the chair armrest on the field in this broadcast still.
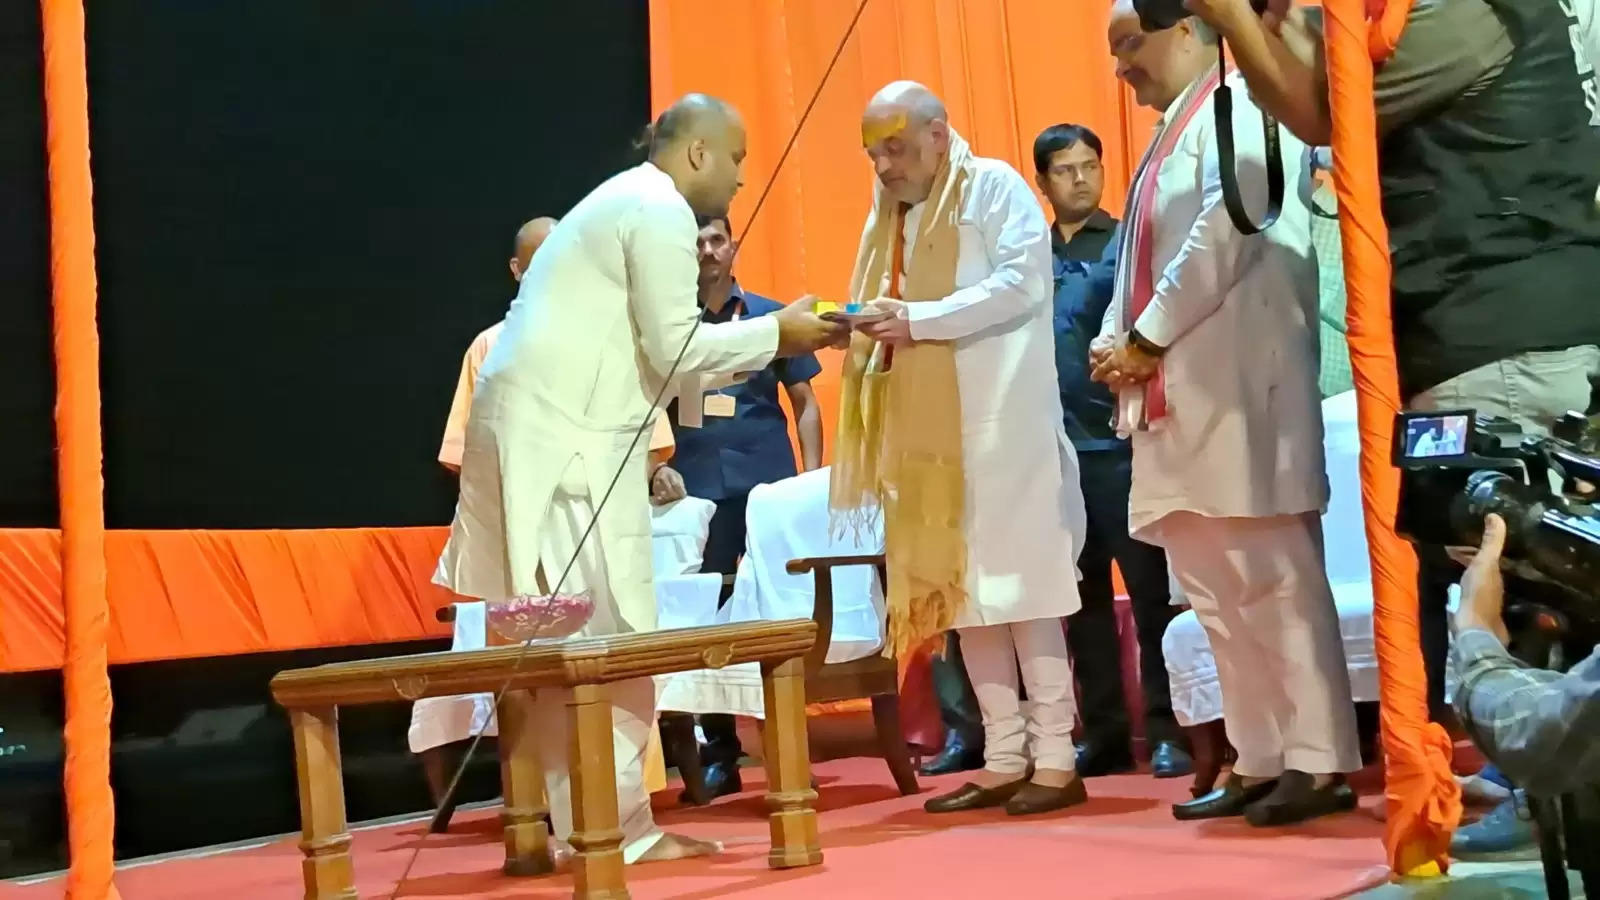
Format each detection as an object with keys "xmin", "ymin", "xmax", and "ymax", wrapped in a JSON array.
[
  {"xmin": 786, "ymin": 554, "xmax": 886, "ymax": 575},
  {"xmin": 786, "ymin": 554, "xmax": 889, "ymax": 674}
]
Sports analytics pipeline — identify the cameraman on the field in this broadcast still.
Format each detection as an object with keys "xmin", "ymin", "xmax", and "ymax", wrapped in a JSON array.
[
  {"xmin": 1452, "ymin": 513, "xmax": 1600, "ymax": 798},
  {"xmin": 1172, "ymin": 0, "xmax": 1600, "ymax": 436}
]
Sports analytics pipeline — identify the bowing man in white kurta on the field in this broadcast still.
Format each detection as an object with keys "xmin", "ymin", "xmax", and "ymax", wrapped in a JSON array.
[
  {"xmin": 849, "ymin": 82, "xmax": 1089, "ymax": 818},
  {"xmin": 1095, "ymin": 8, "xmax": 1360, "ymax": 828},
  {"xmin": 434, "ymin": 94, "xmax": 844, "ymax": 864}
]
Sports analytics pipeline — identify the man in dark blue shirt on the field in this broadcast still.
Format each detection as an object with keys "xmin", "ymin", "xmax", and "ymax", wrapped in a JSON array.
[
  {"xmin": 1034, "ymin": 123, "xmax": 1189, "ymax": 779},
  {"xmin": 651, "ymin": 214, "xmax": 824, "ymax": 801}
]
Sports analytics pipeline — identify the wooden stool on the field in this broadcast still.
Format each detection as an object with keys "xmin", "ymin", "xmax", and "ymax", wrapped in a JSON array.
[{"xmin": 271, "ymin": 620, "xmax": 823, "ymax": 900}]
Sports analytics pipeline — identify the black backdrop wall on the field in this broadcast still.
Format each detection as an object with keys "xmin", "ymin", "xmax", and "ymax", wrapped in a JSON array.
[
  {"xmin": 0, "ymin": 0, "xmax": 650, "ymax": 878},
  {"xmin": 0, "ymin": 0, "xmax": 55, "ymax": 528},
  {"xmin": 2, "ymin": 0, "xmax": 651, "ymax": 531}
]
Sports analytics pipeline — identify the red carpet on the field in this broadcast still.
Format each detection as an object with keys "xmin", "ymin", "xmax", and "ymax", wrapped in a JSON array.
[{"xmin": 10, "ymin": 757, "xmax": 1394, "ymax": 899}]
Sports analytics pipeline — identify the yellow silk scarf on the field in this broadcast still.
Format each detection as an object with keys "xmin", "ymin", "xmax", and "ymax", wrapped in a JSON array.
[{"xmin": 830, "ymin": 130, "xmax": 973, "ymax": 658}]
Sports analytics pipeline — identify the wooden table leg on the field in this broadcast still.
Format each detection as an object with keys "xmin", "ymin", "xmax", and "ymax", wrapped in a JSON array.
[
  {"xmin": 567, "ymin": 683, "xmax": 629, "ymax": 900},
  {"xmin": 760, "ymin": 657, "xmax": 822, "ymax": 869},
  {"xmin": 290, "ymin": 706, "xmax": 358, "ymax": 900},
  {"xmin": 497, "ymin": 689, "xmax": 553, "ymax": 877}
]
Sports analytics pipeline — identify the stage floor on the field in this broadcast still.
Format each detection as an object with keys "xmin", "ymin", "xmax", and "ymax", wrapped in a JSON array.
[{"xmin": 9, "ymin": 756, "xmax": 1410, "ymax": 899}]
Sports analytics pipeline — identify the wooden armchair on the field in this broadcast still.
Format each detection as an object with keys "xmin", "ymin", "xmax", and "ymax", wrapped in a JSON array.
[
  {"xmin": 668, "ymin": 554, "xmax": 919, "ymax": 803},
  {"xmin": 785, "ymin": 554, "xmax": 918, "ymax": 796}
]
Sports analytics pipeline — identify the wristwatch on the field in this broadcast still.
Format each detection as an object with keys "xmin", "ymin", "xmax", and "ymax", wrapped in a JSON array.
[{"xmin": 1128, "ymin": 327, "xmax": 1167, "ymax": 359}]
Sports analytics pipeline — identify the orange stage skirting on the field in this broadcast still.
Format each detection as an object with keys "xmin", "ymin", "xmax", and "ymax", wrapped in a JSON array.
[
  {"xmin": 0, "ymin": 527, "xmax": 454, "ymax": 673},
  {"xmin": 0, "ymin": 526, "xmax": 1125, "ymax": 674}
]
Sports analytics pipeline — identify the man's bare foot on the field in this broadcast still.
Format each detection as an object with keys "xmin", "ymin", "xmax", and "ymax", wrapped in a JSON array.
[
  {"xmin": 637, "ymin": 832, "xmax": 723, "ymax": 863},
  {"xmin": 969, "ymin": 767, "xmax": 1027, "ymax": 790}
]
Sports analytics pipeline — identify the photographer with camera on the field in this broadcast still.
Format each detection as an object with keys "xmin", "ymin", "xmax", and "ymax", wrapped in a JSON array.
[
  {"xmin": 1169, "ymin": 0, "xmax": 1600, "ymax": 432},
  {"xmin": 1453, "ymin": 513, "xmax": 1600, "ymax": 798}
]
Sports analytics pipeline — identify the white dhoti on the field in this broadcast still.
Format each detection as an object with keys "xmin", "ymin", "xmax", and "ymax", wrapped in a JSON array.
[
  {"xmin": 530, "ymin": 459, "xmax": 662, "ymax": 863},
  {"xmin": 1159, "ymin": 511, "xmax": 1361, "ymax": 777},
  {"xmin": 958, "ymin": 618, "xmax": 1077, "ymax": 774},
  {"xmin": 407, "ymin": 602, "xmax": 497, "ymax": 752}
]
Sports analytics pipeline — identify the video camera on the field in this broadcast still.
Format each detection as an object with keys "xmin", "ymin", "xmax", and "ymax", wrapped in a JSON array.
[
  {"xmin": 1393, "ymin": 408, "xmax": 1600, "ymax": 647},
  {"xmin": 1127, "ymin": 0, "xmax": 1283, "ymax": 236}
]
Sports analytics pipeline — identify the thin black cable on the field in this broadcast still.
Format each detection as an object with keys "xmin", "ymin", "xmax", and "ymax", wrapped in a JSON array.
[{"xmin": 387, "ymin": 2, "xmax": 870, "ymax": 893}]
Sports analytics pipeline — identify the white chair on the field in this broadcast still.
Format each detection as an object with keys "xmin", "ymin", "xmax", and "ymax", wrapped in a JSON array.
[{"xmin": 656, "ymin": 468, "xmax": 917, "ymax": 797}]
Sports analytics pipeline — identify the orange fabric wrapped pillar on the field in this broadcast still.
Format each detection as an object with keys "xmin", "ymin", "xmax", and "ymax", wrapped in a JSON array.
[
  {"xmin": 39, "ymin": 0, "xmax": 120, "ymax": 895},
  {"xmin": 1323, "ymin": 0, "xmax": 1460, "ymax": 876}
]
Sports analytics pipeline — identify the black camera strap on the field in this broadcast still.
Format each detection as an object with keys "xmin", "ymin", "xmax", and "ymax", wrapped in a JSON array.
[{"xmin": 1213, "ymin": 40, "xmax": 1284, "ymax": 234}]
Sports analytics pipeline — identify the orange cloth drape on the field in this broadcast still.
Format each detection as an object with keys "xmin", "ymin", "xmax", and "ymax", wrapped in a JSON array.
[
  {"xmin": 39, "ymin": 0, "xmax": 120, "ymax": 894},
  {"xmin": 650, "ymin": 0, "xmax": 1157, "ymax": 459},
  {"xmin": 0, "ymin": 528, "xmax": 457, "ymax": 673},
  {"xmin": 1325, "ymin": 0, "xmax": 1459, "ymax": 876}
]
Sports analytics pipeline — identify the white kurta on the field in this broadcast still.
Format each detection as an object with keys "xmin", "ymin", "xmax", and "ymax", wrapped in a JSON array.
[
  {"xmin": 1106, "ymin": 74, "xmax": 1360, "ymax": 777},
  {"xmin": 1102, "ymin": 72, "xmax": 1327, "ymax": 542},
  {"xmin": 434, "ymin": 162, "xmax": 779, "ymax": 632},
  {"xmin": 900, "ymin": 157, "xmax": 1087, "ymax": 626}
]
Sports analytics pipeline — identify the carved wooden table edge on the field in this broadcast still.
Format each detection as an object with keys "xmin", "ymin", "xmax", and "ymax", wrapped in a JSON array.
[{"xmin": 269, "ymin": 619, "xmax": 819, "ymax": 708}]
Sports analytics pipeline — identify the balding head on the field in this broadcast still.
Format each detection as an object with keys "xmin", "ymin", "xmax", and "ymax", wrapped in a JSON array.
[
  {"xmin": 642, "ymin": 93, "xmax": 748, "ymax": 217},
  {"xmin": 864, "ymin": 80, "xmax": 948, "ymax": 129},
  {"xmin": 1109, "ymin": 0, "xmax": 1216, "ymax": 112},
  {"xmin": 862, "ymin": 80, "xmax": 951, "ymax": 205},
  {"xmin": 509, "ymin": 216, "xmax": 557, "ymax": 283}
]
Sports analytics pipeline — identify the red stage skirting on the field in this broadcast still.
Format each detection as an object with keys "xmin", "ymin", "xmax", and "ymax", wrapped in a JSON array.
[
  {"xmin": 0, "ymin": 527, "xmax": 454, "ymax": 672},
  {"xmin": 9, "ymin": 757, "xmax": 1392, "ymax": 899}
]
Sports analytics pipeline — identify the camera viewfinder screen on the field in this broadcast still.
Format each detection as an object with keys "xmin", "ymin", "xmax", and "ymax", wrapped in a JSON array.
[{"xmin": 1402, "ymin": 413, "xmax": 1470, "ymax": 460}]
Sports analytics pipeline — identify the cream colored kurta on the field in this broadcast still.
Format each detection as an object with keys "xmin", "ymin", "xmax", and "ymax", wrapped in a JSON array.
[
  {"xmin": 437, "ymin": 321, "xmax": 675, "ymax": 471},
  {"xmin": 899, "ymin": 156, "xmax": 1087, "ymax": 627},
  {"xmin": 434, "ymin": 162, "xmax": 779, "ymax": 635},
  {"xmin": 1102, "ymin": 72, "xmax": 1327, "ymax": 544}
]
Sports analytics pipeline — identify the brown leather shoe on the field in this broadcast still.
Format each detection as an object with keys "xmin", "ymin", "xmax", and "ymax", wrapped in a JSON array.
[
  {"xmin": 923, "ymin": 778, "xmax": 1026, "ymax": 813},
  {"xmin": 1005, "ymin": 776, "xmax": 1089, "ymax": 816},
  {"xmin": 1172, "ymin": 773, "xmax": 1279, "ymax": 821},
  {"xmin": 1244, "ymin": 770, "xmax": 1357, "ymax": 827}
]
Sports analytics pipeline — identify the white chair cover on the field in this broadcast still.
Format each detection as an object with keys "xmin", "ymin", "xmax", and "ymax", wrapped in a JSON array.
[
  {"xmin": 656, "ymin": 467, "xmax": 888, "ymax": 719},
  {"xmin": 650, "ymin": 497, "xmax": 718, "ymax": 576}
]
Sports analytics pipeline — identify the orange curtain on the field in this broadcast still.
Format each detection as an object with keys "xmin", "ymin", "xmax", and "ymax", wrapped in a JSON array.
[
  {"xmin": 650, "ymin": 0, "xmax": 1158, "ymax": 459},
  {"xmin": 39, "ymin": 0, "xmax": 120, "ymax": 894},
  {"xmin": 1324, "ymin": 0, "xmax": 1458, "ymax": 876}
]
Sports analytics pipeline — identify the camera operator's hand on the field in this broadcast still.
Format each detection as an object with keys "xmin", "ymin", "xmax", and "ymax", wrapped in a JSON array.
[
  {"xmin": 1452, "ymin": 513, "xmax": 1510, "ymax": 645},
  {"xmin": 1183, "ymin": 0, "xmax": 1291, "ymax": 35}
]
